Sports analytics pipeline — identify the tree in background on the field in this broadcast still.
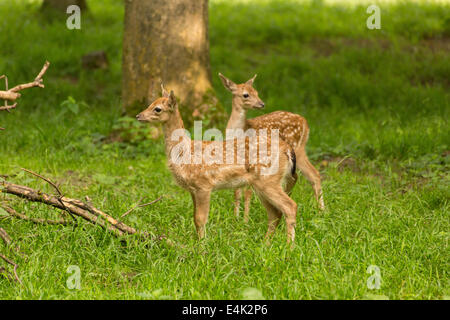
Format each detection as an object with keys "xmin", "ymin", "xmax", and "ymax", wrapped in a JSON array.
[
  {"xmin": 42, "ymin": 0, "xmax": 87, "ymax": 12},
  {"xmin": 122, "ymin": 0, "xmax": 225, "ymax": 127}
]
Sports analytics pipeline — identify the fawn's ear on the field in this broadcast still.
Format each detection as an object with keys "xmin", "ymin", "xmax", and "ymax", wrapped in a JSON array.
[
  {"xmin": 168, "ymin": 90, "xmax": 177, "ymax": 110},
  {"xmin": 161, "ymin": 82, "xmax": 169, "ymax": 98},
  {"xmin": 245, "ymin": 74, "xmax": 257, "ymax": 86},
  {"xmin": 218, "ymin": 73, "xmax": 237, "ymax": 92}
]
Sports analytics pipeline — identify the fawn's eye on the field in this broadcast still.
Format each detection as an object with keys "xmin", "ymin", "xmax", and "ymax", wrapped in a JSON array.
[
  {"xmin": 154, "ymin": 107, "xmax": 162, "ymax": 113},
  {"xmin": 243, "ymin": 93, "xmax": 249, "ymax": 98}
]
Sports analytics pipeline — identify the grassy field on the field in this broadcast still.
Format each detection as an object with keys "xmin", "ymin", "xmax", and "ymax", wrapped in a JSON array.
[{"xmin": 0, "ymin": 0, "xmax": 448, "ymax": 299}]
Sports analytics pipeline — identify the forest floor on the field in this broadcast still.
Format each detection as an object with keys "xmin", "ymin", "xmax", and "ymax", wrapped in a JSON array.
[{"xmin": 0, "ymin": 0, "xmax": 448, "ymax": 299}]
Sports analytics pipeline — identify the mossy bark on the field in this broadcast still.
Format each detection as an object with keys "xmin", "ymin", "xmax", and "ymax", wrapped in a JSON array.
[
  {"xmin": 42, "ymin": 0, "xmax": 87, "ymax": 11},
  {"xmin": 122, "ymin": 0, "xmax": 226, "ymax": 127}
]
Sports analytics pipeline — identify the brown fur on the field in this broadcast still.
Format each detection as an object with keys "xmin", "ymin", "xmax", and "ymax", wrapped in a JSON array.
[
  {"xmin": 219, "ymin": 73, "xmax": 325, "ymax": 222},
  {"xmin": 137, "ymin": 86, "xmax": 298, "ymax": 244}
]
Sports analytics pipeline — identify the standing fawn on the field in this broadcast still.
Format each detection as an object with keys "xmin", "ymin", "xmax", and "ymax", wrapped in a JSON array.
[
  {"xmin": 136, "ymin": 86, "xmax": 299, "ymax": 244},
  {"xmin": 219, "ymin": 73, "xmax": 325, "ymax": 222}
]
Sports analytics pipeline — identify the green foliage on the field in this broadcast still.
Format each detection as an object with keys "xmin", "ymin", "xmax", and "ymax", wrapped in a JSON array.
[
  {"xmin": 0, "ymin": 0, "xmax": 448, "ymax": 299},
  {"xmin": 60, "ymin": 96, "xmax": 87, "ymax": 116},
  {"xmin": 111, "ymin": 116, "xmax": 156, "ymax": 144}
]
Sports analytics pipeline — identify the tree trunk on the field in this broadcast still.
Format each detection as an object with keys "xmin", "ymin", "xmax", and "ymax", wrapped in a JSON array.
[
  {"xmin": 122, "ymin": 0, "xmax": 224, "ymax": 126},
  {"xmin": 42, "ymin": 0, "xmax": 87, "ymax": 12}
]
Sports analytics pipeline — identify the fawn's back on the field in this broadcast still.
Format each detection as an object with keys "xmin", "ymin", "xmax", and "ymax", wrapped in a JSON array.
[
  {"xmin": 167, "ymin": 135, "xmax": 294, "ymax": 192},
  {"xmin": 246, "ymin": 111, "xmax": 309, "ymax": 149}
]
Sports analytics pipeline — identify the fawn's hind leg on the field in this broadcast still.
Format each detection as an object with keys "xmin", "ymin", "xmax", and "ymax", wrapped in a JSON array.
[
  {"xmin": 258, "ymin": 196, "xmax": 282, "ymax": 242},
  {"xmin": 254, "ymin": 184, "xmax": 298, "ymax": 245},
  {"xmin": 285, "ymin": 172, "xmax": 298, "ymax": 195},
  {"xmin": 295, "ymin": 146, "xmax": 325, "ymax": 210}
]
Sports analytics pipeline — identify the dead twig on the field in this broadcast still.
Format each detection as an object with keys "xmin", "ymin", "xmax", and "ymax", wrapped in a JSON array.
[
  {"xmin": 1, "ymin": 170, "xmax": 182, "ymax": 251},
  {"xmin": 0, "ymin": 180, "xmax": 185, "ymax": 248},
  {"xmin": 21, "ymin": 168, "xmax": 62, "ymax": 196},
  {"xmin": 1, "ymin": 61, "xmax": 50, "ymax": 130},
  {"xmin": 0, "ymin": 226, "xmax": 11, "ymax": 246},
  {"xmin": 121, "ymin": 197, "xmax": 143, "ymax": 218},
  {"xmin": 121, "ymin": 196, "xmax": 164, "ymax": 218},
  {"xmin": 0, "ymin": 226, "xmax": 22, "ymax": 285},
  {"xmin": 21, "ymin": 168, "xmax": 77, "ymax": 224},
  {"xmin": 1, "ymin": 181, "xmax": 124, "ymax": 236},
  {"xmin": 1, "ymin": 205, "xmax": 70, "ymax": 226},
  {"xmin": 0, "ymin": 180, "xmax": 159, "ymax": 240},
  {"xmin": 0, "ymin": 266, "xmax": 13, "ymax": 281},
  {"xmin": 0, "ymin": 253, "xmax": 22, "ymax": 285},
  {"xmin": 0, "ymin": 103, "xmax": 17, "ymax": 112},
  {"xmin": 6, "ymin": 61, "xmax": 50, "ymax": 96}
]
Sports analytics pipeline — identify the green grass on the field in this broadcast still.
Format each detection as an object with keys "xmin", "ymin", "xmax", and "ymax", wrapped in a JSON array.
[{"xmin": 0, "ymin": 0, "xmax": 449, "ymax": 299}]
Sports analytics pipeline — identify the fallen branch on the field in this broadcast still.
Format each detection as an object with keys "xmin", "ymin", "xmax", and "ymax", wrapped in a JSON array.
[
  {"xmin": 0, "ymin": 253, "xmax": 22, "ymax": 285},
  {"xmin": 0, "ymin": 169, "xmax": 182, "ymax": 283},
  {"xmin": 0, "ymin": 226, "xmax": 11, "ymax": 246},
  {"xmin": 0, "ymin": 177, "xmax": 165, "ymax": 241},
  {"xmin": 2, "ymin": 181, "xmax": 126, "ymax": 237},
  {"xmin": 21, "ymin": 168, "xmax": 77, "ymax": 223},
  {"xmin": 1, "ymin": 61, "xmax": 50, "ymax": 130},
  {"xmin": 21, "ymin": 168, "xmax": 62, "ymax": 196},
  {"xmin": 2, "ymin": 206, "xmax": 70, "ymax": 226},
  {"xmin": 0, "ymin": 226, "xmax": 22, "ymax": 285}
]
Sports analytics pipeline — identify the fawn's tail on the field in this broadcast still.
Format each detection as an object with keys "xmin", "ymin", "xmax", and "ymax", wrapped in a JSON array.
[{"xmin": 289, "ymin": 148, "xmax": 297, "ymax": 176}]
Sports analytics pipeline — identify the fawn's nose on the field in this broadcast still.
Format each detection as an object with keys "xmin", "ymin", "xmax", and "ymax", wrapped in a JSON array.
[
  {"xmin": 259, "ymin": 102, "xmax": 265, "ymax": 108},
  {"xmin": 136, "ymin": 114, "xmax": 142, "ymax": 120}
]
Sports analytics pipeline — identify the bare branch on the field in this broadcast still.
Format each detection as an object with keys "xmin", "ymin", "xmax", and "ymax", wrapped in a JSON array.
[
  {"xmin": 0, "ymin": 92, "xmax": 20, "ymax": 101},
  {"xmin": 1, "ymin": 181, "xmax": 123, "ymax": 236},
  {"xmin": 1, "ymin": 61, "xmax": 50, "ymax": 130},
  {"xmin": 0, "ymin": 103, "xmax": 17, "ymax": 111},
  {"xmin": 0, "ymin": 226, "xmax": 11, "ymax": 246},
  {"xmin": 10, "ymin": 61, "xmax": 50, "ymax": 93},
  {"xmin": 0, "ymin": 172, "xmax": 182, "ymax": 249},
  {"xmin": 0, "ymin": 253, "xmax": 22, "ymax": 285},
  {"xmin": 34, "ymin": 61, "xmax": 50, "ymax": 83},
  {"xmin": 121, "ymin": 196, "xmax": 164, "ymax": 218},
  {"xmin": 21, "ymin": 168, "xmax": 78, "ymax": 224},
  {"xmin": 0, "ymin": 181, "xmax": 156, "ymax": 239},
  {"xmin": 0, "ymin": 61, "xmax": 49, "ymax": 102},
  {"xmin": 21, "ymin": 168, "xmax": 62, "ymax": 196},
  {"xmin": 1, "ymin": 206, "xmax": 70, "ymax": 226},
  {"xmin": 121, "ymin": 197, "xmax": 143, "ymax": 218}
]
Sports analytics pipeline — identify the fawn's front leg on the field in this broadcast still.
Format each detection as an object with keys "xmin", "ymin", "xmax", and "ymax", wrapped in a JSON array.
[
  {"xmin": 243, "ymin": 188, "xmax": 253, "ymax": 223},
  {"xmin": 191, "ymin": 190, "xmax": 211, "ymax": 239},
  {"xmin": 234, "ymin": 188, "xmax": 241, "ymax": 217}
]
